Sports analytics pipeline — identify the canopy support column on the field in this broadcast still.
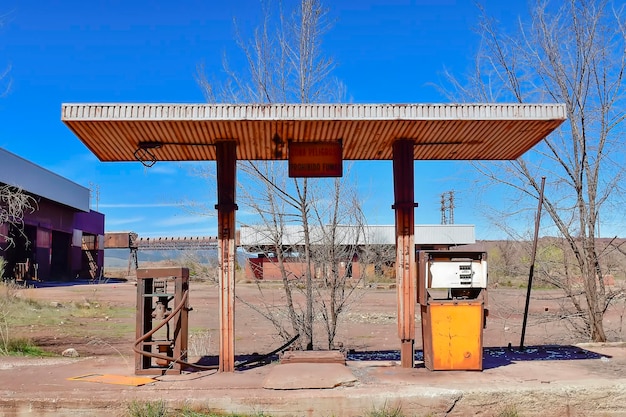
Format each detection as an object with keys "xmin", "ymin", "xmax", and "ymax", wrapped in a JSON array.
[
  {"xmin": 393, "ymin": 139, "xmax": 417, "ymax": 368},
  {"xmin": 216, "ymin": 141, "xmax": 237, "ymax": 372}
]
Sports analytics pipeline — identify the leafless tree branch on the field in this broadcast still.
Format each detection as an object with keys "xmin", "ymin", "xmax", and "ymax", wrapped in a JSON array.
[{"xmin": 442, "ymin": 0, "xmax": 626, "ymax": 341}]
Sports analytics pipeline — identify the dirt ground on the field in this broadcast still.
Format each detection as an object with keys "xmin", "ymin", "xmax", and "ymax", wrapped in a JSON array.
[
  {"xmin": 4, "ymin": 277, "xmax": 626, "ymax": 417},
  {"xmin": 10, "ymin": 276, "xmax": 626, "ymax": 359}
]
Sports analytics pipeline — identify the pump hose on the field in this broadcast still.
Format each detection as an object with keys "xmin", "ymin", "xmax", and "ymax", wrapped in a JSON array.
[
  {"xmin": 133, "ymin": 289, "xmax": 220, "ymax": 370},
  {"xmin": 234, "ymin": 333, "xmax": 300, "ymax": 369},
  {"xmin": 133, "ymin": 289, "xmax": 300, "ymax": 371}
]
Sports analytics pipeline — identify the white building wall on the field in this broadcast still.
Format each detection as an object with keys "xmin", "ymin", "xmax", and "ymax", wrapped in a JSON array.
[
  {"xmin": 240, "ymin": 224, "xmax": 475, "ymax": 247},
  {"xmin": 0, "ymin": 148, "xmax": 90, "ymax": 212}
]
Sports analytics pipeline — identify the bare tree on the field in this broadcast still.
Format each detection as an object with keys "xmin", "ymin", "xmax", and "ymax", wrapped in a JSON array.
[
  {"xmin": 0, "ymin": 16, "xmax": 26, "ymax": 251},
  {"xmin": 238, "ymin": 164, "xmax": 367, "ymax": 350},
  {"xmin": 198, "ymin": 0, "xmax": 363, "ymax": 350},
  {"xmin": 443, "ymin": 0, "xmax": 626, "ymax": 341},
  {"xmin": 236, "ymin": 162, "xmax": 308, "ymax": 347},
  {"xmin": 309, "ymin": 175, "xmax": 366, "ymax": 349},
  {"xmin": 0, "ymin": 185, "xmax": 37, "ymax": 277}
]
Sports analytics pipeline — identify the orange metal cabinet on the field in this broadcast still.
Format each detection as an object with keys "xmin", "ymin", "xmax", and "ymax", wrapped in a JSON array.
[{"xmin": 421, "ymin": 300, "xmax": 484, "ymax": 371}]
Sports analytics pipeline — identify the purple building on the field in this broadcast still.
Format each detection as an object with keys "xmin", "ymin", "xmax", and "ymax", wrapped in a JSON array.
[{"xmin": 0, "ymin": 148, "xmax": 104, "ymax": 281}]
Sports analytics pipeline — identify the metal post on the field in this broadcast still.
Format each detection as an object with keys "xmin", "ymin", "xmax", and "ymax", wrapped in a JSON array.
[
  {"xmin": 520, "ymin": 176, "xmax": 546, "ymax": 350},
  {"xmin": 216, "ymin": 141, "xmax": 237, "ymax": 372},
  {"xmin": 392, "ymin": 140, "xmax": 417, "ymax": 368}
]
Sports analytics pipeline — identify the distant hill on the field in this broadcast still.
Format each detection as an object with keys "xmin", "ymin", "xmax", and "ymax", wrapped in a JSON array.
[
  {"xmin": 104, "ymin": 237, "xmax": 626, "ymax": 270},
  {"xmin": 104, "ymin": 248, "xmax": 247, "ymax": 268}
]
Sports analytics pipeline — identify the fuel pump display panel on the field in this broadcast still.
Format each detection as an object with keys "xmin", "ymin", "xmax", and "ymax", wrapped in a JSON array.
[{"xmin": 428, "ymin": 258, "xmax": 487, "ymax": 288}]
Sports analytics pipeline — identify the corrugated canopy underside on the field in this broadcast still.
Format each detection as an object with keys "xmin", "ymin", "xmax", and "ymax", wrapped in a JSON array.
[{"xmin": 61, "ymin": 103, "xmax": 566, "ymax": 161}]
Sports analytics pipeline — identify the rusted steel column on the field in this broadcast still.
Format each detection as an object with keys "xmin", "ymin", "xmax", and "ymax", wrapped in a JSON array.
[
  {"xmin": 215, "ymin": 141, "xmax": 237, "ymax": 372},
  {"xmin": 392, "ymin": 139, "xmax": 417, "ymax": 368}
]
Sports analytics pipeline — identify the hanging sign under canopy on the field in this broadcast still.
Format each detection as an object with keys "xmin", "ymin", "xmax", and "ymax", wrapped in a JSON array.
[{"xmin": 288, "ymin": 141, "xmax": 343, "ymax": 178}]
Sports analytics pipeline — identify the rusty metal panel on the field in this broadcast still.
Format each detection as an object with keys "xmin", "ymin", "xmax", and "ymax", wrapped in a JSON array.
[
  {"xmin": 417, "ymin": 251, "xmax": 429, "ymax": 306},
  {"xmin": 62, "ymin": 103, "xmax": 566, "ymax": 163},
  {"xmin": 104, "ymin": 232, "xmax": 133, "ymax": 249},
  {"xmin": 422, "ymin": 301, "xmax": 484, "ymax": 371},
  {"xmin": 136, "ymin": 266, "xmax": 189, "ymax": 279}
]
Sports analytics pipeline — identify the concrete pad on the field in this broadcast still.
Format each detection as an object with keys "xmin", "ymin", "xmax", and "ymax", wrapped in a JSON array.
[
  {"xmin": 263, "ymin": 363, "xmax": 357, "ymax": 390},
  {"xmin": 3, "ymin": 345, "xmax": 626, "ymax": 416},
  {"xmin": 280, "ymin": 350, "xmax": 346, "ymax": 364}
]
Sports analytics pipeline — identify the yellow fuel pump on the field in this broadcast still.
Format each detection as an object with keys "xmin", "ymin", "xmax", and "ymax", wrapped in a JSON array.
[{"xmin": 417, "ymin": 251, "xmax": 488, "ymax": 371}]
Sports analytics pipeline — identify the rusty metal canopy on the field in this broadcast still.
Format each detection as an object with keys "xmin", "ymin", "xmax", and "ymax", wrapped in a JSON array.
[{"xmin": 61, "ymin": 103, "xmax": 566, "ymax": 162}]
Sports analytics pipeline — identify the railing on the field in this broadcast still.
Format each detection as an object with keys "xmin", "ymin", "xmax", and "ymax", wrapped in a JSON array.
[
  {"xmin": 13, "ymin": 262, "xmax": 38, "ymax": 281},
  {"xmin": 135, "ymin": 236, "xmax": 218, "ymax": 250}
]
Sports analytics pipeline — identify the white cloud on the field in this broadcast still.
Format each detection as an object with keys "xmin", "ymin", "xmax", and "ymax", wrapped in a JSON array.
[
  {"xmin": 144, "ymin": 163, "xmax": 181, "ymax": 175},
  {"xmin": 156, "ymin": 215, "xmax": 211, "ymax": 227},
  {"xmin": 106, "ymin": 216, "xmax": 145, "ymax": 226},
  {"xmin": 99, "ymin": 202, "xmax": 185, "ymax": 208}
]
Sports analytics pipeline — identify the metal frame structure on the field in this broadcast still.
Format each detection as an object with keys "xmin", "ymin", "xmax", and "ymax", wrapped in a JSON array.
[
  {"xmin": 62, "ymin": 102, "xmax": 566, "ymax": 371},
  {"xmin": 135, "ymin": 267, "xmax": 189, "ymax": 375}
]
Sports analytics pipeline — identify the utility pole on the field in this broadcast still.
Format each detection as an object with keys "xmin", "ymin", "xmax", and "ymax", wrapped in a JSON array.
[
  {"xmin": 89, "ymin": 182, "xmax": 100, "ymax": 211},
  {"xmin": 449, "ymin": 190, "xmax": 455, "ymax": 224},
  {"xmin": 440, "ymin": 191, "xmax": 455, "ymax": 225}
]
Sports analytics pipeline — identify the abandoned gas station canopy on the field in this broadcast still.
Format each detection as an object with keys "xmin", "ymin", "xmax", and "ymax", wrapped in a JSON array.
[
  {"xmin": 61, "ymin": 102, "xmax": 567, "ymax": 373},
  {"xmin": 61, "ymin": 103, "xmax": 566, "ymax": 162}
]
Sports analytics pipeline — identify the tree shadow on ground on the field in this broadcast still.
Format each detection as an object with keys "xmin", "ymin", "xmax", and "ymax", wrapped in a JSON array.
[
  {"xmin": 481, "ymin": 345, "xmax": 609, "ymax": 370},
  {"xmin": 191, "ymin": 345, "xmax": 608, "ymax": 372},
  {"xmin": 345, "ymin": 345, "xmax": 608, "ymax": 370},
  {"xmin": 23, "ymin": 278, "xmax": 127, "ymax": 288}
]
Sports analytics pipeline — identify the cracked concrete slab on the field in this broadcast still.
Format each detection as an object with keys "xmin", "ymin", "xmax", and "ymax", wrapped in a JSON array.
[
  {"xmin": 263, "ymin": 363, "xmax": 357, "ymax": 389},
  {"xmin": 1, "ymin": 344, "xmax": 626, "ymax": 416}
]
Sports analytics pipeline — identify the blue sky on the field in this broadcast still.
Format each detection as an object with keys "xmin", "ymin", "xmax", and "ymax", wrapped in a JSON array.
[{"xmin": 0, "ymin": 0, "xmax": 532, "ymax": 239}]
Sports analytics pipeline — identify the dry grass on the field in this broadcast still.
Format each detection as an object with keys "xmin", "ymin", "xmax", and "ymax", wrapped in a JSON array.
[
  {"xmin": 189, "ymin": 330, "xmax": 214, "ymax": 357},
  {"xmin": 0, "ymin": 282, "xmax": 134, "ymax": 354}
]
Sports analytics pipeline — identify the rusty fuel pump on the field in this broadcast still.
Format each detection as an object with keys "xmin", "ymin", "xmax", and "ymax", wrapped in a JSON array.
[
  {"xmin": 417, "ymin": 250, "xmax": 488, "ymax": 371},
  {"xmin": 132, "ymin": 266, "xmax": 300, "ymax": 375},
  {"xmin": 134, "ymin": 267, "xmax": 190, "ymax": 375}
]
